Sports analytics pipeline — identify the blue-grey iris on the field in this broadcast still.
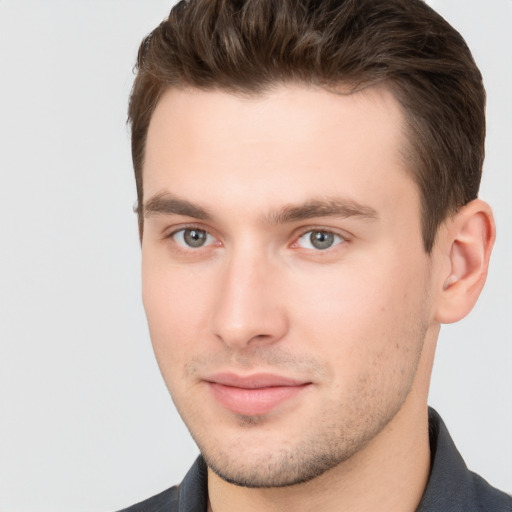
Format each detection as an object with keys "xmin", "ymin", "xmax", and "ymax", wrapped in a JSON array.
[
  {"xmin": 184, "ymin": 229, "xmax": 208, "ymax": 247},
  {"xmin": 310, "ymin": 231, "xmax": 334, "ymax": 250}
]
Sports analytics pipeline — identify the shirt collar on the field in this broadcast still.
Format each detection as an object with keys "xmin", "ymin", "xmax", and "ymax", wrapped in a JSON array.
[{"xmin": 416, "ymin": 407, "xmax": 478, "ymax": 511}]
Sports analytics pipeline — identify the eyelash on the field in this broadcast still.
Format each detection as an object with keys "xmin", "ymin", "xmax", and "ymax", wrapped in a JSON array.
[
  {"xmin": 166, "ymin": 225, "xmax": 219, "ymax": 251},
  {"xmin": 294, "ymin": 229, "xmax": 347, "ymax": 251},
  {"xmin": 164, "ymin": 225, "xmax": 350, "ymax": 253}
]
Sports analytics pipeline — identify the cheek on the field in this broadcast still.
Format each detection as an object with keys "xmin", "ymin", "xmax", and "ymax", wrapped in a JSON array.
[
  {"xmin": 141, "ymin": 256, "xmax": 214, "ymax": 376},
  {"xmin": 286, "ymin": 255, "xmax": 429, "ymax": 373}
]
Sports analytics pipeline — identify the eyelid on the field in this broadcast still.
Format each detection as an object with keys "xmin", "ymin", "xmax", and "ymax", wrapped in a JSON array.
[
  {"xmin": 163, "ymin": 223, "xmax": 222, "ymax": 250},
  {"xmin": 160, "ymin": 223, "xmax": 350, "ymax": 251},
  {"xmin": 291, "ymin": 226, "xmax": 351, "ymax": 250},
  {"xmin": 163, "ymin": 222, "xmax": 214, "ymax": 239}
]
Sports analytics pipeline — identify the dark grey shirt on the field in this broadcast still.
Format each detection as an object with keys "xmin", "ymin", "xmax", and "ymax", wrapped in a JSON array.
[{"xmin": 120, "ymin": 409, "xmax": 512, "ymax": 511}]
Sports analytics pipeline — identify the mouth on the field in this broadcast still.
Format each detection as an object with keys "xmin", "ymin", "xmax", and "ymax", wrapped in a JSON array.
[{"xmin": 204, "ymin": 373, "xmax": 312, "ymax": 416}]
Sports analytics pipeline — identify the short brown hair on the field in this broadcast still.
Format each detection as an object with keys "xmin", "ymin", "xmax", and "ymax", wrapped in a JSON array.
[{"xmin": 128, "ymin": 0, "xmax": 485, "ymax": 251}]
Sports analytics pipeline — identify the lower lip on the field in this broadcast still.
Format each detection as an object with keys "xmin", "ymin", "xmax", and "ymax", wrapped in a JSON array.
[{"xmin": 208, "ymin": 382, "xmax": 310, "ymax": 416}]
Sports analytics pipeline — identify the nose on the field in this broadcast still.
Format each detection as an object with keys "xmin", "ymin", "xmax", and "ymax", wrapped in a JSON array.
[{"xmin": 210, "ymin": 247, "xmax": 289, "ymax": 350}]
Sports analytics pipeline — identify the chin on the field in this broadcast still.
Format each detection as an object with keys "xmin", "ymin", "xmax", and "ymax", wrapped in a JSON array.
[
  {"xmin": 203, "ymin": 447, "xmax": 346, "ymax": 488},
  {"xmin": 191, "ymin": 418, "xmax": 373, "ymax": 489}
]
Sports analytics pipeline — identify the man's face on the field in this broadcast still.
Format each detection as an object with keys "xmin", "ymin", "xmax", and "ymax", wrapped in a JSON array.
[{"xmin": 141, "ymin": 85, "xmax": 439, "ymax": 487}]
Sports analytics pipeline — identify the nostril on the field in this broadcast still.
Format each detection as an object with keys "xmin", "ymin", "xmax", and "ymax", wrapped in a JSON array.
[{"xmin": 248, "ymin": 334, "xmax": 272, "ymax": 344}]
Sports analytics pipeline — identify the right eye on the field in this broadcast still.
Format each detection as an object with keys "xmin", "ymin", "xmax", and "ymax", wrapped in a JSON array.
[{"xmin": 172, "ymin": 228, "xmax": 216, "ymax": 249}]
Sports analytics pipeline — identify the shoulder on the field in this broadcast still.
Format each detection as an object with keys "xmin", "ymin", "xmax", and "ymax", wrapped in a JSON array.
[
  {"xmin": 418, "ymin": 408, "xmax": 512, "ymax": 512},
  {"xmin": 116, "ymin": 485, "xmax": 180, "ymax": 512},
  {"xmin": 471, "ymin": 471, "xmax": 512, "ymax": 512},
  {"xmin": 115, "ymin": 456, "xmax": 208, "ymax": 512}
]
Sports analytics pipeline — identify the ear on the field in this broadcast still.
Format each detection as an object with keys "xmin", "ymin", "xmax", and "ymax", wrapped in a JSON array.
[{"xmin": 434, "ymin": 199, "xmax": 495, "ymax": 324}]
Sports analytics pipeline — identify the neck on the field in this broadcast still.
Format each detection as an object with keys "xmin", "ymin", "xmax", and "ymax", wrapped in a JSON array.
[{"xmin": 207, "ymin": 398, "xmax": 431, "ymax": 512}]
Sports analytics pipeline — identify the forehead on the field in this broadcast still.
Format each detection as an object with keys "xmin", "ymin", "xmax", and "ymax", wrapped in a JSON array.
[{"xmin": 143, "ymin": 84, "xmax": 417, "ymax": 220}]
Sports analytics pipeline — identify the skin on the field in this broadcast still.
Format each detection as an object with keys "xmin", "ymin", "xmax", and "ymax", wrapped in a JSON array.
[{"xmin": 140, "ymin": 85, "xmax": 494, "ymax": 512}]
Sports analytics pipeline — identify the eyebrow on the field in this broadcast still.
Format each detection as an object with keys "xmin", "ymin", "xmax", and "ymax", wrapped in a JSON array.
[
  {"xmin": 143, "ymin": 193, "xmax": 378, "ymax": 224},
  {"xmin": 265, "ymin": 198, "xmax": 379, "ymax": 225},
  {"xmin": 143, "ymin": 193, "xmax": 213, "ymax": 220}
]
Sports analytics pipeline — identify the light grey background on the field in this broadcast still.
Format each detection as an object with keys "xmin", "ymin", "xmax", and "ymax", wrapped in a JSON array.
[{"xmin": 0, "ymin": 1, "xmax": 510, "ymax": 511}]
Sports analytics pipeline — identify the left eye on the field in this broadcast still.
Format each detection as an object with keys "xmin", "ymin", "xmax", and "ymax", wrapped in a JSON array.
[
  {"xmin": 296, "ymin": 230, "xmax": 345, "ymax": 250},
  {"xmin": 172, "ymin": 228, "xmax": 216, "ymax": 248}
]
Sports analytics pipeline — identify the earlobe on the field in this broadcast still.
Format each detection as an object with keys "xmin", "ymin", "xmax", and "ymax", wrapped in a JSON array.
[{"xmin": 434, "ymin": 199, "xmax": 495, "ymax": 324}]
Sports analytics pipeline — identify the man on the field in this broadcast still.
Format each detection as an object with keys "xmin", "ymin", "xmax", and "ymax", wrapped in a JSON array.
[{"xmin": 121, "ymin": 0, "xmax": 512, "ymax": 510}]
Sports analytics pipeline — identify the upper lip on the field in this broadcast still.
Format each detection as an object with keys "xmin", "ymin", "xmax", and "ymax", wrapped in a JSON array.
[{"xmin": 204, "ymin": 372, "xmax": 311, "ymax": 389}]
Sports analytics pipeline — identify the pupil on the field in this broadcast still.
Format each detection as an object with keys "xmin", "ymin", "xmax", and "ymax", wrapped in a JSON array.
[
  {"xmin": 310, "ymin": 231, "xmax": 334, "ymax": 250},
  {"xmin": 184, "ymin": 229, "xmax": 207, "ymax": 247}
]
